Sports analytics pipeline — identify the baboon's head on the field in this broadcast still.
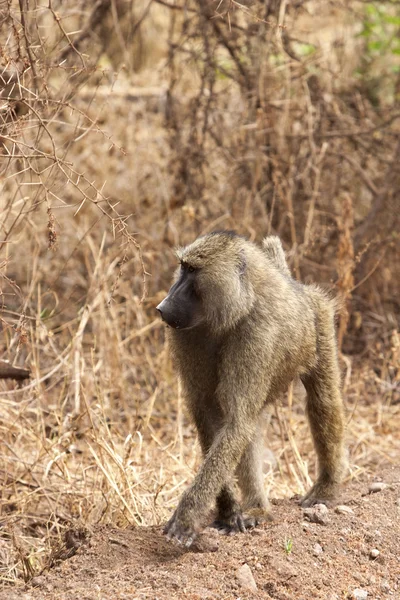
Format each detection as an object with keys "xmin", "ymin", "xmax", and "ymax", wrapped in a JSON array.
[{"xmin": 157, "ymin": 231, "xmax": 256, "ymax": 332}]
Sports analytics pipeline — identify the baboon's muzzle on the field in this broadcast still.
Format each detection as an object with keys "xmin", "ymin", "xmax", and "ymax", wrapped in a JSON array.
[
  {"xmin": 156, "ymin": 296, "xmax": 183, "ymax": 329},
  {"xmin": 156, "ymin": 282, "xmax": 194, "ymax": 329},
  {"xmin": 156, "ymin": 267, "xmax": 202, "ymax": 330}
]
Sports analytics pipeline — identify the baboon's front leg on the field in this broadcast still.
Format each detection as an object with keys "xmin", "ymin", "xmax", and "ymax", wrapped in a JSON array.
[
  {"xmin": 186, "ymin": 401, "xmax": 246, "ymax": 533},
  {"xmin": 164, "ymin": 333, "xmax": 271, "ymax": 546},
  {"xmin": 164, "ymin": 418, "xmax": 258, "ymax": 545}
]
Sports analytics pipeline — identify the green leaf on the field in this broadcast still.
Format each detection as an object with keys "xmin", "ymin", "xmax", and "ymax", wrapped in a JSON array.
[
  {"xmin": 368, "ymin": 40, "xmax": 384, "ymax": 51},
  {"xmin": 366, "ymin": 4, "xmax": 379, "ymax": 16},
  {"xmin": 293, "ymin": 42, "xmax": 316, "ymax": 57},
  {"xmin": 358, "ymin": 24, "xmax": 374, "ymax": 38},
  {"xmin": 383, "ymin": 15, "xmax": 400, "ymax": 26}
]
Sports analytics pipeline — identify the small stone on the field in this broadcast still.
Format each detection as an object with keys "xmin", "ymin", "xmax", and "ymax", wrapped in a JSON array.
[
  {"xmin": 31, "ymin": 576, "xmax": 46, "ymax": 588},
  {"xmin": 303, "ymin": 503, "xmax": 330, "ymax": 525},
  {"xmin": 251, "ymin": 528, "xmax": 265, "ymax": 536},
  {"xmin": 370, "ymin": 548, "xmax": 380, "ymax": 559},
  {"xmin": 191, "ymin": 537, "xmax": 219, "ymax": 553},
  {"xmin": 236, "ymin": 563, "xmax": 257, "ymax": 591},
  {"xmin": 340, "ymin": 527, "xmax": 351, "ymax": 535},
  {"xmin": 354, "ymin": 572, "xmax": 367, "ymax": 584},
  {"xmin": 335, "ymin": 505, "xmax": 354, "ymax": 515},
  {"xmin": 351, "ymin": 589, "xmax": 368, "ymax": 600},
  {"xmin": 380, "ymin": 580, "xmax": 390, "ymax": 592},
  {"xmin": 255, "ymin": 562, "xmax": 262, "ymax": 570},
  {"xmin": 314, "ymin": 503, "xmax": 329, "ymax": 513},
  {"xmin": 313, "ymin": 543, "xmax": 323, "ymax": 556},
  {"xmin": 369, "ymin": 482, "xmax": 387, "ymax": 494}
]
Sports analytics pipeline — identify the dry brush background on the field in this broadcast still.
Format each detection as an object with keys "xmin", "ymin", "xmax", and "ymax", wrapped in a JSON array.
[{"xmin": 0, "ymin": 0, "xmax": 399, "ymax": 585}]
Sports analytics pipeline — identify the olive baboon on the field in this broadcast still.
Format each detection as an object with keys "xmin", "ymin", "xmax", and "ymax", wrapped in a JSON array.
[{"xmin": 157, "ymin": 231, "xmax": 346, "ymax": 546}]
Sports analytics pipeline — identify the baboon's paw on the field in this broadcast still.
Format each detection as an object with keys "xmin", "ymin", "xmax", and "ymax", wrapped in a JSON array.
[
  {"xmin": 300, "ymin": 484, "xmax": 337, "ymax": 508},
  {"xmin": 300, "ymin": 496, "xmax": 331, "ymax": 508},
  {"xmin": 163, "ymin": 511, "xmax": 198, "ymax": 547},
  {"xmin": 244, "ymin": 508, "xmax": 274, "ymax": 527},
  {"xmin": 211, "ymin": 510, "xmax": 247, "ymax": 534},
  {"xmin": 212, "ymin": 508, "xmax": 272, "ymax": 534}
]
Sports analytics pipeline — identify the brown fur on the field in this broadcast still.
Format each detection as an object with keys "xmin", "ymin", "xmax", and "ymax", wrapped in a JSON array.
[{"xmin": 161, "ymin": 232, "xmax": 346, "ymax": 545}]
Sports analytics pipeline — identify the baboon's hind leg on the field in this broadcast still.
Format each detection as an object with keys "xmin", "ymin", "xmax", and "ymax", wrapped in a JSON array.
[{"xmin": 300, "ymin": 314, "xmax": 346, "ymax": 506}]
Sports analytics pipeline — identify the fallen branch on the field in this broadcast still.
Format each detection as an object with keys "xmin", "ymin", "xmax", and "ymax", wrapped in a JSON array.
[{"xmin": 0, "ymin": 360, "xmax": 30, "ymax": 380}]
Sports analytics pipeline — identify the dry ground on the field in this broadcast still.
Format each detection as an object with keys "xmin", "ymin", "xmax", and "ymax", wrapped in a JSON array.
[{"xmin": 2, "ymin": 465, "xmax": 399, "ymax": 600}]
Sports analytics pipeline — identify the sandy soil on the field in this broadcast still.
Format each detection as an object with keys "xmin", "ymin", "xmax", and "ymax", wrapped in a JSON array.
[{"xmin": 2, "ymin": 466, "xmax": 399, "ymax": 600}]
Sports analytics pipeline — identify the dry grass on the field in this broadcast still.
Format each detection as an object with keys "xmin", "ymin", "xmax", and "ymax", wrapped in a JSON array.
[
  {"xmin": 1, "ymin": 306, "xmax": 398, "ymax": 584},
  {"xmin": 1, "ymin": 0, "xmax": 399, "ymax": 586}
]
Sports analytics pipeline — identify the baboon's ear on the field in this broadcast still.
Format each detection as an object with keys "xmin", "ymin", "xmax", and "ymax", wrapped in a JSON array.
[
  {"xmin": 175, "ymin": 247, "xmax": 184, "ymax": 261},
  {"xmin": 238, "ymin": 250, "xmax": 247, "ymax": 276}
]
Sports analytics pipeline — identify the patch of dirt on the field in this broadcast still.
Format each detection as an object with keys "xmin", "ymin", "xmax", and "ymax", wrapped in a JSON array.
[{"xmin": 2, "ymin": 467, "xmax": 399, "ymax": 600}]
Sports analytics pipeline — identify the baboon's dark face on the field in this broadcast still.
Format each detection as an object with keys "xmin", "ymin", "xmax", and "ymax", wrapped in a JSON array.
[
  {"xmin": 156, "ymin": 262, "xmax": 204, "ymax": 330},
  {"xmin": 157, "ymin": 232, "xmax": 258, "ymax": 332}
]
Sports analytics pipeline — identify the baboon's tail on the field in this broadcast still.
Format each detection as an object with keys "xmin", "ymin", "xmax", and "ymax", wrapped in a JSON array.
[{"xmin": 262, "ymin": 236, "xmax": 291, "ymax": 277}]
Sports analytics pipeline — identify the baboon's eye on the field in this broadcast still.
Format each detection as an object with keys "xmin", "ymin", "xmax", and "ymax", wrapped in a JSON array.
[{"xmin": 188, "ymin": 266, "xmax": 195, "ymax": 273}]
